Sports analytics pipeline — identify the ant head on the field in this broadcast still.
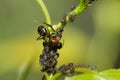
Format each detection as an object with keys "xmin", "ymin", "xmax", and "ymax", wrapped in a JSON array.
[
  {"xmin": 37, "ymin": 23, "xmax": 54, "ymax": 40},
  {"xmin": 37, "ymin": 25, "xmax": 47, "ymax": 36},
  {"xmin": 37, "ymin": 25, "xmax": 48, "ymax": 40},
  {"xmin": 37, "ymin": 22, "xmax": 63, "ymax": 41}
]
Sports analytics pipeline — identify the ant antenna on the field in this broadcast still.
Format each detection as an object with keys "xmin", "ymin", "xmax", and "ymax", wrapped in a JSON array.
[
  {"xmin": 37, "ymin": 36, "xmax": 43, "ymax": 40},
  {"xmin": 43, "ymin": 22, "xmax": 56, "ymax": 32},
  {"xmin": 43, "ymin": 22, "xmax": 63, "ymax": 36}
]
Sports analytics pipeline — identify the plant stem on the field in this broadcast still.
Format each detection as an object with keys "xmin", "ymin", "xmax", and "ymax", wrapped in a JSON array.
[
  {"xmin": 36, "ymin": 0, "xmax": 54, "ymax": 34},
  {"xmin": 53, "ymin": 0, "xmax": 94, "ymax": 30},
  {"xmin": 36, "ymin": 0, "xmax": 52, "ymax": 25}
]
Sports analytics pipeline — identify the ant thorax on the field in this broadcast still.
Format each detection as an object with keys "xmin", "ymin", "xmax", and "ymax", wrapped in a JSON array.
[{"xmin": 49, "ymin": 33, "xmax": 62, "ymax": 45}]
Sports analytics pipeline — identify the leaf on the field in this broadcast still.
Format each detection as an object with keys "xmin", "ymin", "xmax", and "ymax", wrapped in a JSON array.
[
  {"xmin": 98, "ymin": 69, "xmax": 120, "ymax": 80},
  {"xmin": 62, "ymin": 69, "xmax": 120, "ymax": 80}
]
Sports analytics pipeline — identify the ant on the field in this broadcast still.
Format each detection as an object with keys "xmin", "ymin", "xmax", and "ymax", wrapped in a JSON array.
[{"xmin": 37, "ymin": 23, "xmax": 63, "ymax": 49}]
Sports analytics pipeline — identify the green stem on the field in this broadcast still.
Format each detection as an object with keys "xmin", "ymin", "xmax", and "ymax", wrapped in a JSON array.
[
  {"xmin": 53, "ymin": 0, "xmax": 94, "ymax": 30},
  {"xmin": 36, "ymin": 0, "xmax": 54, "ymax": 34},
  {"xmin": 36, "ymin": 0, "xmax": 52, "ymax": 25}
]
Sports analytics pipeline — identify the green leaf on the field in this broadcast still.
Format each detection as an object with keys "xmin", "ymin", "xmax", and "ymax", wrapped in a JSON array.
[
  {"xmin": 46, "ymin": 69, "xmax": 120, "ymax": 80},
  {"xmin": 64, "ymin": 69, "xmax": 120, "ymax": 80},
  {"xmin": 98, "ymin": 69, "xmax": 120, "ymax": 80}
]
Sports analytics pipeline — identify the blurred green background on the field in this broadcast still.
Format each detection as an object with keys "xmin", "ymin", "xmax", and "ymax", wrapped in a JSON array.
[{"xmin": 0, "ymin": 0, "xmax": 120, "ymax": 80}]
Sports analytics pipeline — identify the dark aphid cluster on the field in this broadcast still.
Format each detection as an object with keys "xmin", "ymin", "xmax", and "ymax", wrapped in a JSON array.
[
  {"xmin": 37, "ymin": 23, "xmax": 63, "ymax": 74},
  {"xmin": 59, "ymin": 63, "xmax": 75, "ymax": 75},
  {"xmin": 58, "ymin": 63, "xmax": 97, "ymax": 77},
  {"xmin": 40, "ymin": 41, "xmax": 62, "ymax": 74},
  {"xmin": 61, "ymin": 0, "xmax": 96, "ymax": 26}
]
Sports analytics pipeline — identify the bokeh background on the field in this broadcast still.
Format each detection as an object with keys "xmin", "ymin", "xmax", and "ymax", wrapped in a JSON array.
[{"xmin": 0, "ymin": 0, "xmax": 120, "ymax": 80}]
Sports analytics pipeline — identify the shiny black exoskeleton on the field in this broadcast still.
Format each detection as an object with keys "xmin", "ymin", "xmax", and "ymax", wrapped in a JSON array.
[
  {"xmin": 38, "ymin": 25, "xmax": 47, "ymax": 36},
  {"xmin": 37, "ymin": 25, "xmax": 48, "ymax": 40}
]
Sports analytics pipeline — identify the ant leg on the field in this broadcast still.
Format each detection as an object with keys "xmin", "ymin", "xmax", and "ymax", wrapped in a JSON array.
[
  {"xmin": 37, "ymin": 36, "xmax": 44, "ymax": 40},
  {"xmin": 43, "ymin": 22, "xmax": 55, "ymax": 32}
]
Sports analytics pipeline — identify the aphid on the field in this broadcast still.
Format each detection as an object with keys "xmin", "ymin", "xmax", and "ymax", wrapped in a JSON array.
[
  {"xmin": 69, "ymin": 14, "xmax": 75, "ymax": 22},
  {"xmin": 56, "ymin": 42, "xmax": 62, "ymax": 49},
  {"xmin": 61, "ymin": 18, "xmax": 66, "ymax": 26},
  {"xmin": 61, "ymin": 13, "xmax": 75, "ymax": 26},
  {"xmin": 61, "ymin": 13, "xmax": 68, "ymax": 26},
  {"xmin": 59, "ymin": 64, "xmax": 66, "ymax": 74},
  {"xmin": 67, "ymin": 63, "xmax": 74, "ymax": 72},
  {"xmin": 71, "ymin": 5, "xmax": 76, "ymax": 11},
  {"xmin": 58, "ymin": 63, "xmax": 75, "ymax": 75}
]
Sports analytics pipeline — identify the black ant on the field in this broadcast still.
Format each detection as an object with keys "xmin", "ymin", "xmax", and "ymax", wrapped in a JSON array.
[
  {"xmin": 37, "ymin": 25, "xmax": 47, "ymax": 40},
  {"xmin": 37, "ymin": 23, "xmax": 63, "ymax": 48}
]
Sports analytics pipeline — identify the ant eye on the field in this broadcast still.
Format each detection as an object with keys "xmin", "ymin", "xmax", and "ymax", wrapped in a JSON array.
[{"xmin": 38, "ymin": 25, "xmax": 47, "ymax": 36}]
